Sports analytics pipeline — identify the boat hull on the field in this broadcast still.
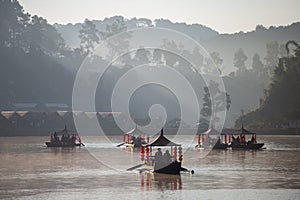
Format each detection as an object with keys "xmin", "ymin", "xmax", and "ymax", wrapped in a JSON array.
[
  {"xmin": 154, "ymin": 161, "xmax": 186, "ymax": 175},
  {"xmin": 45, "ymin": 142, "xmax": 82, "ymax": 147},
  {"xmin": 213, "ymin": 143, "xmax": 228, "ymax": 149},
  {"xmin": 196, "ymin": 143, "xmax": 228, "ymax": 150},
  {"xmin": 231, "ymin": 143, "xmax": 264, "ymax": 150}
]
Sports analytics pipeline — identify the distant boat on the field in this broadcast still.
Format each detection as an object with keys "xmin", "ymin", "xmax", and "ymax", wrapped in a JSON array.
[
  {"xmin": 195, "ymin": 128, "xmax": 229, "ymax": 150},
  {"xmin": 117, "ymin": 126, "xmax": 148, "ymax": 150},
  {"xmin": 229, "ymin": 126, "xmax": 265, "ymax": 150},
  {"xmin": 45, "ymin": 126, "xmax": 84, "ymax": 147}
]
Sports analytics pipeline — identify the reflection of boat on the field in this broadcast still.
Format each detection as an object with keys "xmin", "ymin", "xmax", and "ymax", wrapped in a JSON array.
[
  {"xmin": 141, "ymin": 173, "xmax": 182, "ymax": 191},
  {"xmin": 229, "ymin": 126, "xmax": 265, "ymax": 150},
  {"xmin": 45, "ymin": 126, "xmax": 83, "ymax": 147},
  {"xmin": 128, "ymin": 129, "xmax": 194, "ymax": 175},
  {"xmin": 195, "ymin": 128, "xmax": 229, "ymax": 150}
]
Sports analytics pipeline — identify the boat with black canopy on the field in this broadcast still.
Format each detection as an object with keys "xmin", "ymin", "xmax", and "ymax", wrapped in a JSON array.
[
  {"xmin": 195, "ymin": 128, "xmax": 229, "ymax": 150},
  {"xmin": 229, "ymin": 126, "xmax": 265, "ymax": 150},
  {"xmin": 117, "ymin": 125, "xmax": 148, "ymax": 151},
  {"xmin": 127, "ymin": 129, "xmax": 194, "ymax": 175}
]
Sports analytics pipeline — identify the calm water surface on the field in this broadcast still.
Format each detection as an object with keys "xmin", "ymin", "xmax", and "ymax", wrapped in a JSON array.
[{"xmin": 0, "ymin": 135, "xmax": 299, "ymax": 199}]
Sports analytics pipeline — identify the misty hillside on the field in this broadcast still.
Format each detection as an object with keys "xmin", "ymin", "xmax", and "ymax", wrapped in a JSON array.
[
  {"xmin": 1, "ymin": 0, "xmax": 300, "ymax": 131},
  {"xmin": 55, "ymin": 17, "xmax": 300, "ymax": 74}
]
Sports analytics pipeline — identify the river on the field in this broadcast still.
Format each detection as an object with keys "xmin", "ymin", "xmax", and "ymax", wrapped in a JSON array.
[{"xmin": 0, "ymin": 135, "xmax": 299, "ymax": 199}]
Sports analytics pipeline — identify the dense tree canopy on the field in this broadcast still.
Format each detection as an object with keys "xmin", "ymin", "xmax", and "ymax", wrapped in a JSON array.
[{"xmin": 235, "ymin": 41, "xmax": 300, "ymax": 129}]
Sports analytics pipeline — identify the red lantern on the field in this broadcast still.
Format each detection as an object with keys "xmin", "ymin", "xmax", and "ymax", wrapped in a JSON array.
[
  {"xmin": 123, "ymin": 133, "xmax": 126, "ymax": 142},
  {"xmin": 140, "ymin": 147, "xmax": 145, "ymax": 161},
  {"xmin": 146, "ymin": 147, "xmax": 150, "ymax": 163},
  {"xmin": 173, "ymin": 147, "xmax": 177, "ymax": 161}
]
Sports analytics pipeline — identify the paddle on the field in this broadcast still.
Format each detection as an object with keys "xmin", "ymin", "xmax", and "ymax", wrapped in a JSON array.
[
  {"xmin": 80, "ymin": 143, "xmax": 85, "ymax": 147},
  {"xmin": 116, "ymin": 142, "xmax": 125, "ymax": 147},
  {"xmin": 127, "ymin": 163, "xmax": 145, "ymax": 171},
  {"xmin": 180, "ymin": 167, "xmax": 194, "ymax": 174}
]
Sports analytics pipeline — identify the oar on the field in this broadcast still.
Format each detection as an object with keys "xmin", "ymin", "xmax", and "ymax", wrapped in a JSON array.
[
  {"xmin": 180, "ymin": 167, "xmax": 194, "ymax": 174},
  {"xmin": 127, "ymin": 163, "xmax": 145, "ymax": 171},
  {"xmin": 80, "ymin": 142, "xmax": 85, "ymax": 147},
  {"xmin": 116, "ymin": 142, "xmax": 125, "ymax": 147}
]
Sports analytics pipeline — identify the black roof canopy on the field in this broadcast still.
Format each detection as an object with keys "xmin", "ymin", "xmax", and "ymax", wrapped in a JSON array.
[{"xmin": 147, "ymin": 129, "xmax": 180, "ymax": 147}]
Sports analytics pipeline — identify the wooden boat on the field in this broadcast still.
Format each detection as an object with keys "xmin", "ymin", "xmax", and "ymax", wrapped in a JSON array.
[
  {"xmin": 128, "ymin": 129, "xmax": 194, "ymax": 175},
  {"xmin": 196, "ymin": 142, "xmax": 228, "ymax": 150},
  {"xmin": 45, "ymin": 126, "xmax": 84, "ymax": 147},
  {"xmin": 195, "ymin": 128, "xmax": 229, "ymax": 150},
  {"xmin": 212, "ymin": 142, "xmax": 229, "ymax": 150},
  {"xmin": 45, "ymin": 142, "xmax": 82, "ymax": 147},
  {"xmin": 230, "ymin": 142, "xmax": 264, "ymax": 150},
  {"xmin": 117, "ymin": 126, "xmax": 148, "ymax": 151},
  {"xmin": 229, "ymin": 126, "xmax": 265, "ymax": 150}
]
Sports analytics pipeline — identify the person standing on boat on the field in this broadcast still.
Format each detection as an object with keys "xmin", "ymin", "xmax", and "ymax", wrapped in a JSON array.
[
  {"xmin": 155, "ymin": 148, "xmax": 162, "ymax": 160},
  {"xmin": 163, "ymin": 150, "xmax": 172, "ymax": 164},
  {"xmin": 240, "ymin": 134, "xmax": 245, "ymax": 143},
  {"xmin": 154, "ymin": 148, "xmax": 163, "ymax": 169},
  {"xmin": 216, "ymin": 136, "xmax": 221, "ymax": 144},
  {"xmin": 54, "ymin": 132, "xmax": 58, "ymax": 143},
  {"xmin": 251, "ymin": 135, "xmax": 255, "ymax": 144}
]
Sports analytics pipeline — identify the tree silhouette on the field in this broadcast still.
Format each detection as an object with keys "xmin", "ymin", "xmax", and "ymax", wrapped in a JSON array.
[
  {"xmin": 210, "ymin": 51, "xmax": 223, "ymax": 74},
  {"xmin": 233, "ymin": 48, "xmax": 248, "ymax": 75},
  {"xmin": 264, "ymin": 41, "xmax": 279, "ymax": 75},
  {"xmin": 24, "ymin": 15, "xmax": 66, "ymax": 55},
  {"xmin": 200, "ymin": 86, "xmax": 212, "ymax": 118},
  {"xmin": 0, "ymin": 0, "xmax": 29, "ymax": 48},
  {"xmin": 235, "ymin": 40, "xmax": 300, "ymax": 129},
  {"xmin": 251, "ymin": 53, "xmax": 264, "ymax": 73},
  {"xmin": 133, "ymin": 48, "xmax": 150, "ymax": 66},
  {"xmin": 100, "ymin": 18, "xmax": 130, "ymax": 62},
  {"xmin": 79, "ymin": 19, "xmax": 100, "ymax": 54},
  {"xmin": 201, "ymin": 80, "xmax": 231, "ymax": 126}
]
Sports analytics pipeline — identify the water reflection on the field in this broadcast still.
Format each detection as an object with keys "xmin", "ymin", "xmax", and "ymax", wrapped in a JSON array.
[
  {"xmin": 140, "ymin": 173, "xmax": 182, "ymax": 191},
  {"xmin": 49, "ymin": 146, "xmax": 83, "ymax": 154}
]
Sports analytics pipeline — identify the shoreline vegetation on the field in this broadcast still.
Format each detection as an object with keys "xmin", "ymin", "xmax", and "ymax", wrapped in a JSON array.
[{"xmin": 1, "ymin": 129, "xmax": 299, "ymax": 136}]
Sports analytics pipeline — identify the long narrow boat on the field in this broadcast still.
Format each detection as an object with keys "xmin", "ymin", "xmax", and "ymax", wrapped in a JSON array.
[
  {"xmin": 45, "ymin": 126, "xmax": 84, "ymax": 147},
  {"xmin": 130, "ymin": 129, "xmax": 193, "ymax": 175},
  {"xmin": 45, "ymin": 142, "xmax": 82, "ymax": 147},
  {"xmin": 195, "ymin": 128, "xmax": 229, "ymax": 150},
  {"xmin": 229, "ymin": 126, "xmax": 265, "ymax": 150},
  {"xmin": 117, "ymin": 126, "xmax": 148, "ymax": 151},
  {"xmin": 230, "ymin": 142, "xmax": 264, "ymax": 150}
]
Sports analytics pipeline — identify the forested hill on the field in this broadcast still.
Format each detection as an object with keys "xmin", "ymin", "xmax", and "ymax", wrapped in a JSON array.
[
  {"xmin": 1, "ymin": 0, "xmax": 300, "ymax": 129},
  {"xmin": 235, "ymin": 41, "xmax": 300, "ymax": 131},
  {"xmin": 55, "ymin": 17, "xmax": 300, "ymax": 74}
]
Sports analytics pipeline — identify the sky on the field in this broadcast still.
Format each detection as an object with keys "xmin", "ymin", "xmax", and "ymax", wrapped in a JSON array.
[{"xmin": 19, "ymin": 0, "xmax": 300, "ymax": 34}]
